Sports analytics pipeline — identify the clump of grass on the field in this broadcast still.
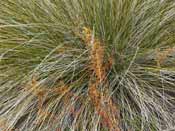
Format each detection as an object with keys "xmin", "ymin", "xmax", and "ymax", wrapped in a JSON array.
[{"xmin": 0, "ymin": 0, "xmax": 175, "ymax": 131}]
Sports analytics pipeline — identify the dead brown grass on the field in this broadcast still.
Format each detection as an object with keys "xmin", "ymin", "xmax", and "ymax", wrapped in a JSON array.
[{"xmin": 82, "ymin": 27, "xmax": 120, "ymax": 131}]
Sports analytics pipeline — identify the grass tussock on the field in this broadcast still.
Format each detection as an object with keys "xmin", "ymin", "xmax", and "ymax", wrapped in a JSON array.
[{"xmin": 0, "ymin": 0, "xmax": 175, "ymax": 131}]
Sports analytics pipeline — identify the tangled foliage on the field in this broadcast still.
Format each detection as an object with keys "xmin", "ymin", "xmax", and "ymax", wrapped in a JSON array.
[{"xmin": 0, "ymin": 0, "xmax": 175, "ymax": 131}]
